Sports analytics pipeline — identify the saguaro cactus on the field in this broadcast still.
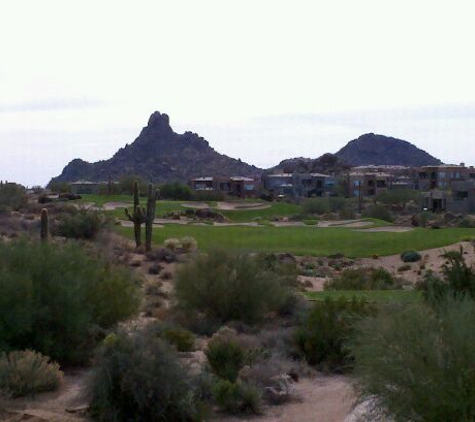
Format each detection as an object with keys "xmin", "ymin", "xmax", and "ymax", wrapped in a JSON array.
[
  {"xmin": 145, "ymin": 184, "xmax": 160, "ymax": 252},
  {"xmin": 125, "ymin": 181, "xmax": 146, "ymax": 247},
  {"xmin": 40, "ymin": 208, "xmax": 49, "ymax": 242}
]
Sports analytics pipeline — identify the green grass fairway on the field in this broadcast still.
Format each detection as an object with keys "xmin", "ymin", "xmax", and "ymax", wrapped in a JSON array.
[
  {"xmin": 116, "ymin": 224, "xmax": 475, "ymax": 257},
  {"xmin": 304, "ymin": 290, "xmax": 421, "ymax": 303}
]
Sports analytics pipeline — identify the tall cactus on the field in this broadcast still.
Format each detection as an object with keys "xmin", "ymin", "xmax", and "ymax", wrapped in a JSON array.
[
  {"xmin": 40, "ymin": 208, "xmax": 49, "ymax": 242},
  {"xmin": 125, "ymin": 181, "xmax": 146, "ymax": 247},
  {"xmin": 145, "ymin": 184, "xmax": 160, "ymax": 252}
]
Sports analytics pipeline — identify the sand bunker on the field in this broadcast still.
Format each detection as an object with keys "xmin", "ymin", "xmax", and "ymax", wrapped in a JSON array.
[
  {"xmin": 180, "ymin": 202, "xmax": 209, "ymax": 209},
  {"xmin": 216, "ymin": 202, "xmax": 271, "ymax": 211},
  {"xmin": 318, "ymin": 220, "xmax": 373, "ymax": 228},
  {"xmin": 103, "ymin": 201, "xmax": 131, "ymax": 210},
  {"xmin": 357, "ymin": 226, "xmax": 414, "ymax": 232}
]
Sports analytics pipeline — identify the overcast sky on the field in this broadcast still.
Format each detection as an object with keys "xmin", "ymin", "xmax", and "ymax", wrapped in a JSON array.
[{"xmin": 1, "ymin": 0, "xmax": 475, "ymax": 186}]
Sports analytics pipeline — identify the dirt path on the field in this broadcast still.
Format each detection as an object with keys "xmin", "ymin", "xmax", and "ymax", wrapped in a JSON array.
[
  {"xmin": 211, "ymin": 375, "xmax": 353, "ymax": 422},
  {"xmin": 2, "ymin": 369, "xmax": 90, "ymax": 421}
]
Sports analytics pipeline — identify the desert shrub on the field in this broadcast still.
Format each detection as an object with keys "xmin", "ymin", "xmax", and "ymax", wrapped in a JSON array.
[
  {"xmin": 324, "ymin": 267, "xmax": 399, "ymax": 290},
  {"xmin": 293, "ymin": 297, "xmax": 376, "ymax": 372},
  {"xmin": 118, "ymin": 175, "xmax": 148, "ymax": 196},
  {"xmin": 301, "ymin": 198, "xmax": 330, "ymax": 215},
  {"xmin": 206, "ymin": 328, "xmax": 250, "ymax": 382},
  {"xmin": 213, "ymin": 379, "xmax": 261, "ymax": 415},
  {"xmin": 54, "ymin": 208, "xmax": 108, "ymax": 239},
  {"xmin": 88, "ymin": 329, "xmax": 207, "ymax": 422},
  {"xmin": 164, "ymin": 237, "xmax": 181, "ymax": 252},
  {"xmin": 175, "ymin": 250, "xmax": 292, "ymax": 324},
  {"xmin": 458, "ymin": 216, "xmax": 475, "ymax": 228},
  {"xmin": 192, "ymin": 190, "xmax": 225, "ymax": 201},
  {"xmin": 417, "ymin": 249, "xmax": 475, "ymax": 304},
  {"xmin": 0, "ymin": 240, "xmax": 140, "ymax": 364},
  {"xmin": 180, "ymin": 236, "xmax": 197, "ymax": 252},
  {"xmin": 338, "ymin": 206, "xmax": 356, "ymax": 220},
  {"xmin": 0, "ymin": 350, "xmax": 63, "ymax": 397},
  {"xmin": 0, "ymin": 183, "xmax": 27, "ymax": 213},
  {"xmin": 159, "ymin": 182, "xmax": 193, "ymax": 200},
  {"xmin": 163, "ymin": 328, "xmax": 195, "ymax": 352},
  {"xmin": 376, "ymin": 189, "xmax": 419, "ymax": 211},
  {"xmin": 418, "ymin": 210, "xmax": 434, "ymax": 228},
  {"xmin": 149, "ymin": 323, "xmax": 196, "ymax": 352},
  {"xmin": 361, "ymin": 204, "xmax": 393, "ymax": 222},
  {"xmin": 48, "ymin": 181, "xmax": 71, "ymax": 193},
  {"xmin": 351, "ymin": 299, "xmax": 475, "ymax": 422},
  {"xmin": 401, "ymin": 250, "xmax": 422, "ymax": 262}
]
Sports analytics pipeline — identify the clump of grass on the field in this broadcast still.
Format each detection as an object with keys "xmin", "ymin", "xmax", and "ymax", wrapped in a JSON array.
[
  {"xmin": 324, "ymin": 267, "xmax": 402, "ymax": 291},
  {"xmin": 0, "ymin": 350, "xmax": 63, "ymax": 397}
]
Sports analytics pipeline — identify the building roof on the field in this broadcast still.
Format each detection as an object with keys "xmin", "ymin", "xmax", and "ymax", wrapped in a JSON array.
[
  {"xmin": 191, "ymin": 177, "xmax": 213, "ymax": 182},
  {"xmin": 267, "ymin": 173, "xmax": 293, "ymax": 178}
]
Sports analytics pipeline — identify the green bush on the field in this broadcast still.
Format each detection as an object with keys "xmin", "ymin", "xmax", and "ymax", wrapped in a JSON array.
[
  {"xmin": 301, "ymin": 198, "xmax": 330, "ymax": 215},
  {"xmin": 159, "ymin": 182, "xmax": 193, "ymax": 200},
  {"xmin": 54, "ymin": 208, "xmax": 108, "ymax": 239},
  {"xmin": 0, "ymin": 182, "xmax": 27, "ymax": 213},
  {"xmin": 418, "ymin": 210, "xmax": 434, "ymax": 228},
  {"xmin": 417, "ymin": 249, "xmax": 475, "ymax": 304},
  {"xmin": 351, "ymin": 299, "xmax": 475, "ymax": 421},
  {"xmin": 361, "ymin": 205, "xmax": 393, "ymax": 222},
  {"xmin": 118, "ymin": 175, "xmax": 148, "ymax": 196},
  {"xmin": 0, "ymin": 241, "xmax": 140, "ymax": 364},
  {"xmin": 294, "ymin": 297, "xmax": 376, "ymax": 371},
  {"xmin": 162, "ymin": 327, "xmax": 195, "ymax": 352},
  {"xmin": 324, "ymin": 267, "xmax": 400, "ymax": 290},
  {"xmin": 89, "ymin": 329, "xmax": 207, "ymax": 422},
  {"xmin": 175, "ymin": 250, "xmax": 292, "ymax": 324},
  {"xmin": 213, "ymin": 379, "xmax": 261, "ymax": 415},
  {"xmin": 0, "ymin": 350, "xmax": 63, "ymax": 397},
  {"xmin": 206, "ymin": 328, "xmax": 247, "ymax": 382},
  {"xmin": 401, "ymin": 250, "xmax": 422, "ymax": 262}
]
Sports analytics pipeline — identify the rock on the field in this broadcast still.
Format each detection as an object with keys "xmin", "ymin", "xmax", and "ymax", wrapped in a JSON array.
[
  {"xmin": 148, "ymin": 263, "xmax": 163, "ymax": 274},
  {"xmin": 263, "ymin": 374, "xmax": 295, "ymax": 405}
]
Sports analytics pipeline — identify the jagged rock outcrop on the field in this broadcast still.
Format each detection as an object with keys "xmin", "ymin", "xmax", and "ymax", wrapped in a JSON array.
[
  {"xmin": 269, "ymin": 153, "xmax": 351, "ymax": 175},
  {"xmin": 50, "ymin": 111, "xmax": 262, "ymax": 185}
]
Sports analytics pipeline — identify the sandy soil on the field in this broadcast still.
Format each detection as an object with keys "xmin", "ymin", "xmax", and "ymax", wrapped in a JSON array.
[
  {"xmin": 2, "ymin": 369, "xmax": 90, "ymax": 421},
  {"xmin": 211, "ymin": 375, "xmax": 353, "ymax": 422},
  {"xmin": 180, "ymin": 202, "xmax": 271, "ymax": 211},
  {"xmin": 102, "ymin": 201, "xmax": 130, "ymax": 210},
  {"xmin": 357, "ymin": 241, "xmax": 475, "ymax": 284},
  {"xmin": 181, "ymin": 201, "xmax": 209, "ymax": 209},
  {"xmin": 356, "ymin": 226, "xmax": 413, "ymax": 232},
  {"xmin": 318, "ymin": 220, "xmax": 373, "ymax": 228}
]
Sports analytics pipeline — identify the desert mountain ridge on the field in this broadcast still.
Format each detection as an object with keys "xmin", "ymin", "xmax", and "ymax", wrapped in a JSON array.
[{"xmin": 50, "ymin": 112, "xmax": 443, "ymax": 185}]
